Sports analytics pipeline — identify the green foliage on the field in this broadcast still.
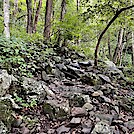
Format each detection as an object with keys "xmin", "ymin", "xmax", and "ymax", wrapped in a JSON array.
[
  {"xmin": 0, "ymin": 36, "xmax": 55, "ymax": 77},
  {"xmin": 14, "ymin": 93, "xmax": 37, "ymax": 108}
]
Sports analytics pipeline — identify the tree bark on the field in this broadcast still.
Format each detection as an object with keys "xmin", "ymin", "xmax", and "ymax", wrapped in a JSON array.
[
  {"xmin": 3, "ymin": 0, "xmax": 10, "ymax": 38},
  {"xmin": 113, "ymin": 28, "xmax": 124, "ymax": 64},
  {"xmin": 13, "ymin": 0, "xmax": 18, "ymax": 16},
  {"xmin": 33, "ymin": 0, "xmax": 42, "ymax": 33},
  {"xmin": 26, "ymin": 0, "xmax": 33, "ymax": 34},
  {"xmin": 57, "ymin": 0, "xmax": 66, "ymax": 46},
  {"xmin": 94, "ymin": 5, "xmax": 134, "ymax": 67},
  {"xmin": 43, "ymin": 0, "xmax": 53, "ymax": 40},
  {"xmin": 107, "ymin": 33, "xmax": 112, "ymax": 60},
  {"xmin": 132, "ymin": 32, "xmax": 134, "ymax": 66}
]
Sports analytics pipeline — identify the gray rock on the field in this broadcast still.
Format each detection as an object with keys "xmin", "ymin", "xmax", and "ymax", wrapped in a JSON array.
[
  {"xmin": 81, "ymin": 72, "xmax": 101, "ymax": 86},
  {"xmin": 0, "ymin": 121, "xmax": 8, "ymax": 134},
  {"xmin": 43, "ymin": 99, "xmax": 69, "ymax": 120},
  {"xmin": 91, "ymin": 121, "xmax": 113, "ymax": 134},
  {"xmin": 22, "ymin": 77, "xmax": 47, "ymax": 99},
  {"xmin": 71, "ymin": 107, "xmax": 87, "ymax": 117},
  {"xmin": 124, "ymin": 120, "xmax": 134, "ymax": 130},
  {"xmin": 95, "ymin": 114, "xmax": 116, "ymax": 125},
  {"xmin": 0, "ymin": 70, "xmax": 17, "ymax": 97},
  {"xmin": 56, "ymin": 125, "xmax": 70, "ymax": 134},
  {"xmin": 104, "ymin": 61, "xmax": 116, "ymax": 67},
  {"xmin": 69, "ymin": 117, "xmax": 81, "ymax": 125},
  {"xmin": 98, "ymin": 74, "xmax": 111, "ymax": 83},
  {"xmin": 81, "ymin": 127, "xmax": 92, "ymax": 134},
  {"xmin": 100, "ymin": 96, "xmax": 112, "ymax": 103},
  {"xmin": 82, "ymin": 103, "xmax": 94, "ymax": 111},
  {"xmin": 41, "ymin": 71, "xmax": 49, "ymax": 81},
  {"xmin": 92, "ymin": 90, "xmax": 103, "ymax": 97}
]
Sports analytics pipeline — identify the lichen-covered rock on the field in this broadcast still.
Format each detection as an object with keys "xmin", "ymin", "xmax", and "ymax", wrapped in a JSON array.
[
  {"xmin": 0, "ymin": 99, "xmax": 14, "ymax": 130},
  {"xmin": 81, "ymin": 72, "xmax": 101, "ymax": 86},
  {"xmin": 43, "ymin": 99, "xmax": 69, "ymax": 120},
  {"xmin": 22, "ymin": 77, "xmax": 47, "ymax": 100},
  {"xmin": 91, "ymin": 121, "xmax": 113, "ymax": 134},
  {"xmin": 0, "ymin": 121, "xmax": 8, "ymax": 134},
  {"xmin": 0, "ymin": 70, "xmax": 17, "ymax": 97}
]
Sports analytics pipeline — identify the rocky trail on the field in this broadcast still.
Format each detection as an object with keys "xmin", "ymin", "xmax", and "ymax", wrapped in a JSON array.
[{"xmin": 0, "ymin": 48, "xmax": 134, "ymax": 134}]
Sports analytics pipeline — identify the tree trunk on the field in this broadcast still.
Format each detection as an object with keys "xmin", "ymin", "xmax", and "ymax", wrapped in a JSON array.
[
  {"xmin": 113, "ymin": 28, "xmax": 124, "ymax": 64},
  {"xmin": 3, "ymin": 0, "xmax": 10, "ymax": 38},
  {"xmin": 57, "ymin": 0, "xmax": 66, "ymax": 46},
  {"xmin": 13, "ymin": 0, "xmax": 18, "ymax": 17},
  {"xmin": 43, "ymin": 0, "xmax": 53, "ymax": 40},
  {"xmin": 107, "ymin": 33, "xmax": 112, "ymax": 60},
  {"xmin": 33, "ymin": 0, "xmax": 42, "ymax": 33},
  {"xmin": 26, "ymin": 0, "xmax": 33, "ymax": 34},
  {"xmin": 132, "ymin": 32, "xmax": 134, "ymax": 66}
]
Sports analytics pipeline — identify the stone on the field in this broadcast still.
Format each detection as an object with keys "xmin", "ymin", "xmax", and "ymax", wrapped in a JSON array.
[
  {"xmin": 95, "ymin": 114, "xmax": 117, "ymax": 125},
  {"xmin": 41, "ymin": 71, "xmax": 49, "ymax": 82},
  {"xmin": 92, "ymin": 90, "xmax": 103, "ymax": 97},
  {"xmin": 71, "ymin": 107, "xmax": 87, "ymax": 117},
  {"xmin": 81, "ymin": 72, "xmax": 101, "ymax": 86},
  {"xmin": 98, "ymin": 74, "xmax": 111, "ymax": 83},
  {"xmin": 22, "ymin": 77, "xmax": 47, "ymax": 100},
  {"xmin": 56, "ymin": 125, "xmax": 70, "ymax": 134},
  {"xmin": 82, "ymin": 103, "xmax": 94, "ymax": 111},
  {"xmin": 124, "ymin": 120, "xmax": 134, "ymax": 130},
  {"xmin": 0, "ymin": 99, "xmax": 14, "ymax": 129},
  {"xmin": 81, "ymin": 127, "xmax": 92, "ymax": 134},
  {"xmin": 43, "ymin": 99, "xmax": 69, "ymax": 120},
  {"xmin": 69, "ymin": 117, "xmax": 81, "ymax": 125},
  {"xmin": 91, "ymin": 121, "xmax": 113, "ymax": 134},
  {"xmin": 0, "ymin": 121, "xmax": 8, "ymax": 134},
  {"xmin": 0, "ymin": 69, "xmax": 17, "ymax": 97}
]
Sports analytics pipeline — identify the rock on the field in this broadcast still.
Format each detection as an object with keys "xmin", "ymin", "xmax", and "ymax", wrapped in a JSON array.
[
  {"xmin": 81, "ymin": 72, "xmax": 101, "ymax": 86},
  {"xmin": 22, "ymin": 77, "xmax": 47, "ymax": 100},
  {"xmin": 91, "ymin": 121, "xmax": 113, "ymax": 134},
  {"xmin": 0, "ymin": 99, "xmax": 14, "ymax": 129},
  {"xmin": 82, "ymin": 103, "xmax": 94, "ymax": 111},
  {"xmin": 71, "ymin": 107, "xmax": 87, "ymax": 117},
  {"xmin": 43, "ymin": 99, "xmax": 69, "ymax": 120},
  {"xmin": 81, "ymin": 127, "xmax": 92, "ymax": 134},
  {"xmin": 124, "ymin": 120, "xmax": 134, "ymax": 130},
  {"xmin": 79, "ymin": 60, "xmax": 93, "ymax": 67},
  {"xmin": 42, "ymin": 84, "xmax": 55, "ymax": 97},
  {"xmin": 0, "ymin": 69, "xmax": 17, "ymax": 97},
  {"xmin": 67, "ymin": 117, "xmax": 81, "ymax": 127},
  {"xmin": 0, "ymin": 121, "xmax": 8, "ymax": 134},
  {"xmin": 104, "ymin": 61, "xmax": 116, "ymax": 67},
  {"xmin": 41, "ymin": 71, "xmax": 50, "ymax": 82},
  {"xmin": 92, "ymin": 90, "xmax": 103, "ymax": 97},
  {"xmin": 100, "ymin": 96, "xmax": 112, "ymax": 103},
  {"xmin": 69, "ymin": 94, "xmax": 85, "ymax": 107},
  {"xmin": 95, "ymin": 114, "xmax": 117, "ymax": 125},
  {"xmin": 98, "ymin": 74, "xmax": 111, "ymax": 83},
  {"xmin": 56, "ymin": 125, "xmax": 70, "ymax": 134}
]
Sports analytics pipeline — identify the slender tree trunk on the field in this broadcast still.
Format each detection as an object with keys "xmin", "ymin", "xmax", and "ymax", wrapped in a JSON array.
[
  {"xmin": 132, "ymin": 32, "xmax": 134, "ymax": 66},
  {"xmin": 3, "ymin": 0, "xmax": 10, "ymax": 38},
  {"xmin": 113, "ymin": 28, "xmax": 124, "ymax": 64},
  {"xmin": 107, "ymin": 33, "xmax": 112, "ymax": 60},
  {"xmin": 57, "ymin": 0, "xmax": 66, "ymax": 46},
  {"xmin": 131, "ymin": 0, "xmax": 134, "ymax": 66},
  {"xmin": 13, "ymin": 0, "xmax": 18, "ymax": 16},
  {"xmin": 33, "ymin": 0, "xmax": 42, "ymax": 33},
  {"xmin": 43, "ymin": 0, "xmax": 53, "ymax": 40},
  {"xmin": 26, "ymin": 0, "xmax": 33, "ymax": 34},
  {"xmin": 76, "ymin": 0, "xmax": 80, "ymax": 45}
]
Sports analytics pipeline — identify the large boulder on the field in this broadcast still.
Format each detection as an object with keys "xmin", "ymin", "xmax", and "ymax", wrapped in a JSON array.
[{"xmin": 0, "ymin": 70, "xmax": 17, "ymax": 97}]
